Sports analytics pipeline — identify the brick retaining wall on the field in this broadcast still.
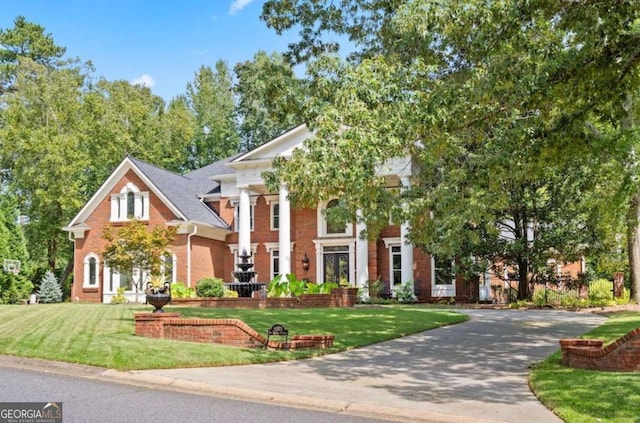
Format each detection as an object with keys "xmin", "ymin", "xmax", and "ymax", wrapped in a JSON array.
[
  {"xmin": 134, "ymin": 312, "xmax": 335, "ymax": 350},
  {"xmin": 171, "ymin": 287, "xmax": 358, "ymax": 309},
  {"xmin": 559, "ymin": 328, "xmax": 640, "ymax": 372}
]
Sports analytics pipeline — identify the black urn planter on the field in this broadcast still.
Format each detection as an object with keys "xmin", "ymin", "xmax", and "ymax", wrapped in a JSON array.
[{"xmin": 146, "ymin": 291, "xmax": 171, "ymax": 313}]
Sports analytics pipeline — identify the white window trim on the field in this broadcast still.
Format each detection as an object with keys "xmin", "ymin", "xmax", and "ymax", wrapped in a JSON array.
[
  {"xmin": 382, "ymin": 237, "xmax": 402, "ymax": 288},
  {"xmin": 230, "ymin": 197, "xmax": 257, "ymax": 232},
  {"xmin": 312, "ymin": 238, "xmax": 356, "ymax": 284},
  {"xmin": 431, "ymin": 256, "xmax": 456, "ymax": 298},
  {"xmin": 264, "ymin": 195, "xmax": 280, "ymax": 231},
  {"xmin": 103, "ymin": 266, "xmax": 148, "ymax": 294},
  {"xmin": 264, "ymin": 242, "xmax": 294, "ymax": 281},
  {"xmin": 390, "ymin": 245, "xmax": 402, "ymax": 287},
  {"xmin": 317, "ymin": 200, "xmax": 353, "ymax": 238},
  {"xmin": 83, "ymin": 253, "xmax": 100, "ymax": 288},
  {"xmin": 110, "ymin": 183, "xmax": 149, "ymax": 222},
  {"xmin": 162, "ymin": 252, "xmax": 177, "ymax": 284},
  {"xmin": 270, "ymin": 201, "xmax": 280, "ymax": 231}
]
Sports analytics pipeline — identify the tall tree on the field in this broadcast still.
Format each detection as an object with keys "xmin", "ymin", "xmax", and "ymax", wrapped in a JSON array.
[
  {"xmin": 234, "ymin": 51, "xmax": 306, "ymax": 151},
  {"xmin": 0, "ymin": 58, "xmax": 89, "ymax": 278},
  {"xmin": 0, "ymin": 15, "xmax": 66, "ymax": 94},
  {"xmin": 80, "ymin": 78, "xmax": 193, "ymax": 187},
  {"xmin": 185, "ymin": 62, "xmax": 240, "ymax": 168},
  {"xmin": 262, "ymin": 1, "xmax": 640, "ymax": 300}
]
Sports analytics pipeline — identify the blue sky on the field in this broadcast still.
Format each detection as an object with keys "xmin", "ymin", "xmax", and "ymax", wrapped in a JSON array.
[{"xmin": 0, "ymin": 0, "xmax": 296, "ymax": 100}]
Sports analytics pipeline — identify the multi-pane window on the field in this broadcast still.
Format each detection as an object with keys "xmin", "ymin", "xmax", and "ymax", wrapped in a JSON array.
[
  {"xmin": 234, "ymin": 204, "xmax": 254, "ymax": 232},
  {"xmin": 271, "ymin": 202, "xmax": 280, "ymax": 230},
  {"xmin": 271, "ymin": 250, "xmax": 280, "ymax": 280},
  {"xmin": 391, "ymin": 246, "xmax": 402, "ymax": 286},
  {"xmin": 434, "ymin": 257, "xmax": 455, "ymax": 285}
]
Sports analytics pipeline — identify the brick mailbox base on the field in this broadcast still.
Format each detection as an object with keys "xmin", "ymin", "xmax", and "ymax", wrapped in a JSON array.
[
  {"xmin": 134, "ymin": 312, "xmax": 334, "ymax": 350},
  {"xmin": 559, "ymin": 327, "xmax": 640, "ymax": 372}
]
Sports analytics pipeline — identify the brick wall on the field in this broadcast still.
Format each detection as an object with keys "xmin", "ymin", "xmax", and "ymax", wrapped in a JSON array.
[
  {"xmin": 172, "ymin": 287, "xmax": 358, "ymax": 309},
  {"xmin": 560, "ymin": 328, "xmax": 640, "ymax": 372},
  {"xmin": 134, "ymin": 313, "xmax": 334, "ymax": 350}
]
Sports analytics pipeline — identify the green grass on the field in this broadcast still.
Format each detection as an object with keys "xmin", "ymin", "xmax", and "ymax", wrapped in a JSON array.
[
  {"xmin": 0, "ymin": 303, "xmax": 466, "ymax": 370},
  {"xmin": 530, "ymin": 312, "xmax": 640, "ymax": 423}
]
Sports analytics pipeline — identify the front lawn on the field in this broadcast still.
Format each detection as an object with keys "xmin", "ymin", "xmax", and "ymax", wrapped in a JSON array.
[
  {"xmin": 0, "ymin": 303, "xmax": 466, "ymax": 370},
  {"xmin": 530, "ymin": 311, "xmax": 640, "ymax": 423}
]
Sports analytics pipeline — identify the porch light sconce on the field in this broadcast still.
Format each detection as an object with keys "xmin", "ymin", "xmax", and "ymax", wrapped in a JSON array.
[{"xmin": 302, "ymin": 253, "xmax": 310, "ymax": 272}]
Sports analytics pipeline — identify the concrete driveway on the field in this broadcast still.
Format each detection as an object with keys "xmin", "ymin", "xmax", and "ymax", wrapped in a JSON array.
[{"xmin": 128, "ymin": 309, "xmax": 606, "ymax": 423}]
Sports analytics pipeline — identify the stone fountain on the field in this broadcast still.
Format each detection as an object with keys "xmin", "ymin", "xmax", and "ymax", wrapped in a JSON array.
[{"xmin": 229, "ymin": 249, "xmax": 261, "ymax": 297}]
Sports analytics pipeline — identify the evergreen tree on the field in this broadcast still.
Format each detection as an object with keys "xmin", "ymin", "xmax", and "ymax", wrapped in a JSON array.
[{"xmin": 37, "ymin": 270, "xmax": 62, "ymax": 303}]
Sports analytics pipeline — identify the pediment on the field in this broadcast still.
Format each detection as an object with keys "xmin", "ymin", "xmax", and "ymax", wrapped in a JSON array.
[{"xmin": 230, "ymin": 124, "xmax": 309, "ymax": 165}]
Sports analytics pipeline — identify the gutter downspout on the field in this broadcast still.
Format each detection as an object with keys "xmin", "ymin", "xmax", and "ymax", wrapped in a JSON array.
[{"xmin": 187, "ymin": 224, "xmax": 197, "ymax": 288}]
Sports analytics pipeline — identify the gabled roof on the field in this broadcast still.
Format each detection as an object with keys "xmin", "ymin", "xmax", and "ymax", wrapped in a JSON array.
[
  {"xmin": 65, "ymin": 156, "xmax": 231, "ymax": 230},
  {"xmin": 230, "ymin": 124, "xmax": 308, "ymax": 164}
]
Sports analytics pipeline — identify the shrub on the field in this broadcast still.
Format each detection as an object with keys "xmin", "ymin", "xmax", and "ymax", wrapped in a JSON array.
[
  {"xmin": 223, "ymin": 288, "xmax": 239, "ymax": 298},
  {"xmin": 170, "ymin": 282, "xmax": 196, "ymax": 299},
  {"xmin": 0, "ymin": 272, "xmax": 33, "ymax": 304},
  {"xmin": 368, "ymin": 279, "xmax": 384, "ymax": 303},
  {"xmin": 589, "ymin": 279, "xmax": 614, "ymax": 307},
  {"xmin": 319, "ymin": 281, "xmax": 338, "ymax": 293},
  {"xmin": 111, "ymin": 287, "xmax": 126, "ymax": 304},
  {"xmin": 395, "ymin": 280, "xmax": 417, "ymax": 304},
  {"xmin": 37, "ymin": 270, "xmax": 63, "ymax": 303},
  {"xmin": 195, "ymin": 277, "xmax": 225, "ymax": 298}
]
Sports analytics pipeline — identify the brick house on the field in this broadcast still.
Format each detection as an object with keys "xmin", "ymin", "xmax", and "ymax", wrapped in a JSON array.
[{"xmin": 63, "ymin": 124, "xmax": 524, "ymax": 303}]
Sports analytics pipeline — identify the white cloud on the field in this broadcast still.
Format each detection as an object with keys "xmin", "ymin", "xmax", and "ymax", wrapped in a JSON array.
[
  {"xmin": 132, "ymin": 74, "xmax": 155, "ymax": 88},
  {"xmin": 229, "ymin": 0, "xmax": 256, "ymax": 16}
]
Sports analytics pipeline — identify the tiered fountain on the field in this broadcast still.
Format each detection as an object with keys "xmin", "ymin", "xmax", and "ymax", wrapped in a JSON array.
[{"xmin": 229, "ymin": 249, "xmax": 261, "ymax": 297}]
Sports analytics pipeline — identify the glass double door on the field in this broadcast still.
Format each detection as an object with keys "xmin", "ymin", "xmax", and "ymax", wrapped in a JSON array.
[{"xmin": 323, "ymin": 246, "xmax": 349, "ymax": 283}]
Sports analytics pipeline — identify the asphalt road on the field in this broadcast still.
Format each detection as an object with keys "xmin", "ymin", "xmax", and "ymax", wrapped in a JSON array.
[{"xmin": 0, "ymin": 366, "xmax": 386, "ymax": 423}]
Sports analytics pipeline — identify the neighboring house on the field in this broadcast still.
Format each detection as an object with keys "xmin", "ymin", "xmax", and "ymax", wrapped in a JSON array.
[{"xmin": 64, "ymin": 124, "xmax": 500, "ymax": 303}]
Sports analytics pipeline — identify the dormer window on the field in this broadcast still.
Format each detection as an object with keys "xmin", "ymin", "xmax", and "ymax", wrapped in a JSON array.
[{"xmin": 110, "ymin": 183, "xmax": 149, "ymax": 222}]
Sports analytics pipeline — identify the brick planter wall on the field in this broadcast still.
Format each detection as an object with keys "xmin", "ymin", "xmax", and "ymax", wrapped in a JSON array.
[
  {"xmin": 171, "ymin": 287, "xmax": 358, "ymax": 309},
  {"xmin": 559, "ymin": 328, "xmax": 640, "ymax": 372},
  {"xmin": 134, "ymin": 312, "xmax": 334, "ymax": 351}
]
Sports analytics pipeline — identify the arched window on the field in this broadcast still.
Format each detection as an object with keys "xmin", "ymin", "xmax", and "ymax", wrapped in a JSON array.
[
  {"xmin": 326, "ymin": 199, "xmax": 346, "ymax": 234},
  {"xmin": 83, "ymin": 253, "xmax": 100, "ymax": 288},
  {"xmin": 126, "ymin": 191, "xmax": 135, "ymax": 218}
]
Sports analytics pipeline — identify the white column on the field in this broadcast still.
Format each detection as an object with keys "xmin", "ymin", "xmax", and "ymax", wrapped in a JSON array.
[
  {"xmin": 355, "ymin": 210, "xmax": 369, "ymax": 288},
  {"xmin": 238, "ymin": 186, "xmax": 251, "ymax": 256},
  {"xmin": 278, "ymin": 183, "xmax": 291, "ymax": 276},
  {"xmin": 400, "ymin": 177, "xmax": 414, "ymax": 284}
]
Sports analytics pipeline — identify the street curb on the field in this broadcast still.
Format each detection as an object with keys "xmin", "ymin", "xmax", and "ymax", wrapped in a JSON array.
[
  {"xmin": 0, "ymin": 355, "xmax": 506, "ymax": 423},
  {"xmin": 108, "ymin": 369, "xmax": 506, "ymax": 423}
]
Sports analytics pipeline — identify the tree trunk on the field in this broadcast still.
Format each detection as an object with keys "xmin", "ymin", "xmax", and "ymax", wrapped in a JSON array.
[
  {"xmin": 517, "ymin": 256, "xmax": 529, "ymax": 300},
  {"xmin": 627, "ymin": 193, "xmax": 640, "ymax": 303},
  {"xmin": 59, "ymin": 258, "xmax": 74, "ymax": 290}
]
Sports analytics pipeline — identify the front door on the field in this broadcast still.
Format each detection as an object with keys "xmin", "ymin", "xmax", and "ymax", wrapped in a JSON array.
[{"xmin": 323, "ymin": 246, "xmax": 349, "ymax": 283}]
